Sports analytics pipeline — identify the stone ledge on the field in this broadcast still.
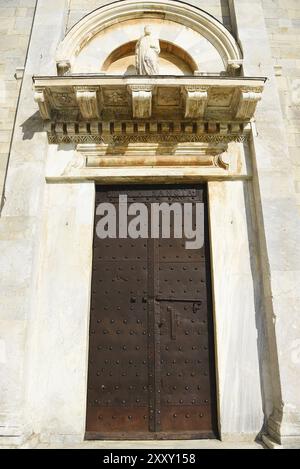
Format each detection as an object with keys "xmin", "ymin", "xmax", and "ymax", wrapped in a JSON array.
[
  {"xmin": 262, "ymin": 434, "xmax": 300, "ymax": 449},
  {"xmin": 33, "ymin": 75, "xmax": 266, "ymax": 123},
  {"xmin": 10, "ymin": 435, "xmax": 264, "ymax": 449}
]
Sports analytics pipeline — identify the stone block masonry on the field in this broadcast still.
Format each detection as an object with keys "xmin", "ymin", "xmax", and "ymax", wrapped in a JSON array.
[
  {"xmin": 66, "ymin": 0, "xmax": 232, "ymax": 32},
  {"xmin": 262, "ymin": 0, "xmax": 300, "ymax": 213},
  {"xmin": 0, "ymin": 0, "xmax": 36, "ymax": 200}
]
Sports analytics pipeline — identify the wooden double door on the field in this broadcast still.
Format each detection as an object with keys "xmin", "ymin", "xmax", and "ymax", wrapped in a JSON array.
[{"xmin": 86, "ymin": 185, "xmax": 218, "ymax": 439}]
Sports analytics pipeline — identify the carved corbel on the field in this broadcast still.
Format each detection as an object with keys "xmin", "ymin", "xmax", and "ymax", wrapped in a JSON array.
[
  {"xmin": 56, "ymin": 60, "xmax": 71, "ymax": 76},
  {"xmin": 75, "ymin": 87, "xmax": 100, "ymax": 120},
  {"xmin": 128, "ymin": 85, "xmax": 153, "ymax": 119},
  {"xmin": 182, "ymin": 86, "xmax": 208, "ymax": 119},
  {"xmin": 34, "ymin": 89, "xmax": 51, "ymax": 120},
  {"xmin": 235, "ymin": 88, "xmax": 263, "ymax": 120}
]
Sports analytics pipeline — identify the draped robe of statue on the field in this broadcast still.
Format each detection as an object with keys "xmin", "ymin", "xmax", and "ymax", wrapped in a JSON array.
[{"xmin": 135, "ymin": 28, "xmax": 160, "ymax": 75}]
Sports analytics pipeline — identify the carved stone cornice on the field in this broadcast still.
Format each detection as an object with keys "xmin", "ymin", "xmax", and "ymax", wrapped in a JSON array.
[
  {"xmin": 80, "ymin": 143, "xmax": 229, "ymax": 169},
  {"xmin": 44, "ymin": 119, "xmax": 251, "ymax": 145},
  {"xmin": 75, "ymin": 86, "xmax": 100, "ymax": 119},
  {"xmin": 33, "ymin": 76, "xmax": 266, "ymax": 124},
  {"xmin": 47, "ymin": 133, "xmax": 249, "ymax": 145},
  {"xmin": 182, "ymin": 86, "xmax": 208, "ymax": 119},
  {"xmin": 128, "ymin": 85, "xmax": 153, "ymax": 119},
  {"xmin": 44, "ymin": 137, "xmax": 249, "ymax": 183}
]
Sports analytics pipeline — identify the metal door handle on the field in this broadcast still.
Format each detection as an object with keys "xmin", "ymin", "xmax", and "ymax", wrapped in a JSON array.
[{"xmin": 155, "ymin": 297, "xmax": 202, "ymax": 303}]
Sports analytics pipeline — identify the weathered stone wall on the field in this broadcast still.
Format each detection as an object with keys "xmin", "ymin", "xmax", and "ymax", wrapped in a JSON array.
[
  {"xmin": 0, "ymin": 0, "xmax": 69, "ymax": 446},
  {"xmin": 65, "ymin": 0, "xmax": 300, "ymax": 211},
  {"xmin": 0, "ymin": 0, "xmax": 299, "ymax": 448},
  {"xmin": 0, "ymin": 0, "xmax": 36, "ymax": 198},
  {"xmin": 66, "ymin": 0, "xmax": 232, "ymax": 32},
  {"xmin": 262, "ymin": 0, "xmax": 300, "ymax": 212}
]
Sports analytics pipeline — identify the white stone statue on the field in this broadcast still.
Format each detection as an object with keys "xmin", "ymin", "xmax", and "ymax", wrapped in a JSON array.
[{"xmin": 135, "ymin": 26, "xmax": 160, "ymax": 75}]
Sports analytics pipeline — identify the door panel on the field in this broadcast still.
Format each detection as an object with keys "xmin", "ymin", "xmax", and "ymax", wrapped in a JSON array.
[{"xmin": 85, "ymin": 185, "xmax": 217, "ymax": 439}]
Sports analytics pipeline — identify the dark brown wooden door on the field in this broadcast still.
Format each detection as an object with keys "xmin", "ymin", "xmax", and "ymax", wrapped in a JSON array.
[{"xmin": 85, "ymin": 185, "xmax": 218, "ymax": 440}]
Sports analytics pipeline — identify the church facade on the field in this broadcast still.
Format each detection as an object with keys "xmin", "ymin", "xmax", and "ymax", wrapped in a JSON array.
[{"xmin": 0, "ymin": 0, "xmax": 300, "ymax": 449}]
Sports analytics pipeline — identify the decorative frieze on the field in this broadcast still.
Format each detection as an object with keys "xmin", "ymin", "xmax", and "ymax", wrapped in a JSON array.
[
  {"xmin": 48, "ymin": 133, "xmax": 248, "ymax": 146},
  {"xmin": 44, "ymin": 120, "xmax": 250, "ymax": 145},
  {"xmin": 33, "ymin": 76, "xmax": 266, "ymax": 123}
]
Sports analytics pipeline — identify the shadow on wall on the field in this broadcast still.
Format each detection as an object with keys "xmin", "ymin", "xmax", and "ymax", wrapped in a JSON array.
[
  {"xmin": 220, "ymin": 0, "xmax": 231, "ymax": 30},
  {"xmin": 125, "ymin": 65, "xmax": 137, "ymax": 75},
  {"xmin": 21, "ymin": 111, "xmax": 44, "ymax": 140},
  {"xmin": 242, "ymin": 176, "xmax": 274, "ymax": 442}
]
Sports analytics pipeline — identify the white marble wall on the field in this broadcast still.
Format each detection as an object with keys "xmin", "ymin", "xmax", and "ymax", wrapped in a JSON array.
[
  {"xmin": 230, "ymin": 0, "xmax": 300, "ymax": 447},
  {"xmin": 21, "ymin": 172, "xmax": 268, "ymax": 443},
  {"xmin": 209, "ymin": 180, "xmax": 267, "ymax": 439},
  {"xmin": 1, "ymin": 0, "xmax": 298, "ymax": 447},
  {"xmin": 0, "ymin": 0, "xmax": 69, "ymax": 445},
  {"xmin": 25, "ymin": 181, "xmax": 95, "ymax": 443}
]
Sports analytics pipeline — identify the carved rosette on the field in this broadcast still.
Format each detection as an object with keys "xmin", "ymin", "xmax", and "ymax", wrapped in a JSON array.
[
  {"xmin": 128, "ymin": 85, "xmax": 153, "ymax": 119},
  {"xmin": 182, "ymin": 86, "xmax": 209, "ymax": 119}
]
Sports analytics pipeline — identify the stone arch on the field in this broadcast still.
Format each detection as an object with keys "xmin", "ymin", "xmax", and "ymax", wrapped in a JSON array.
[
  {"xmin": 102, "ymin": 40, "xmax": 197, "ymax": 75},
  {"xmin": 56, "ymin": 0, "xmax": 243, "ymax": 74}
]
